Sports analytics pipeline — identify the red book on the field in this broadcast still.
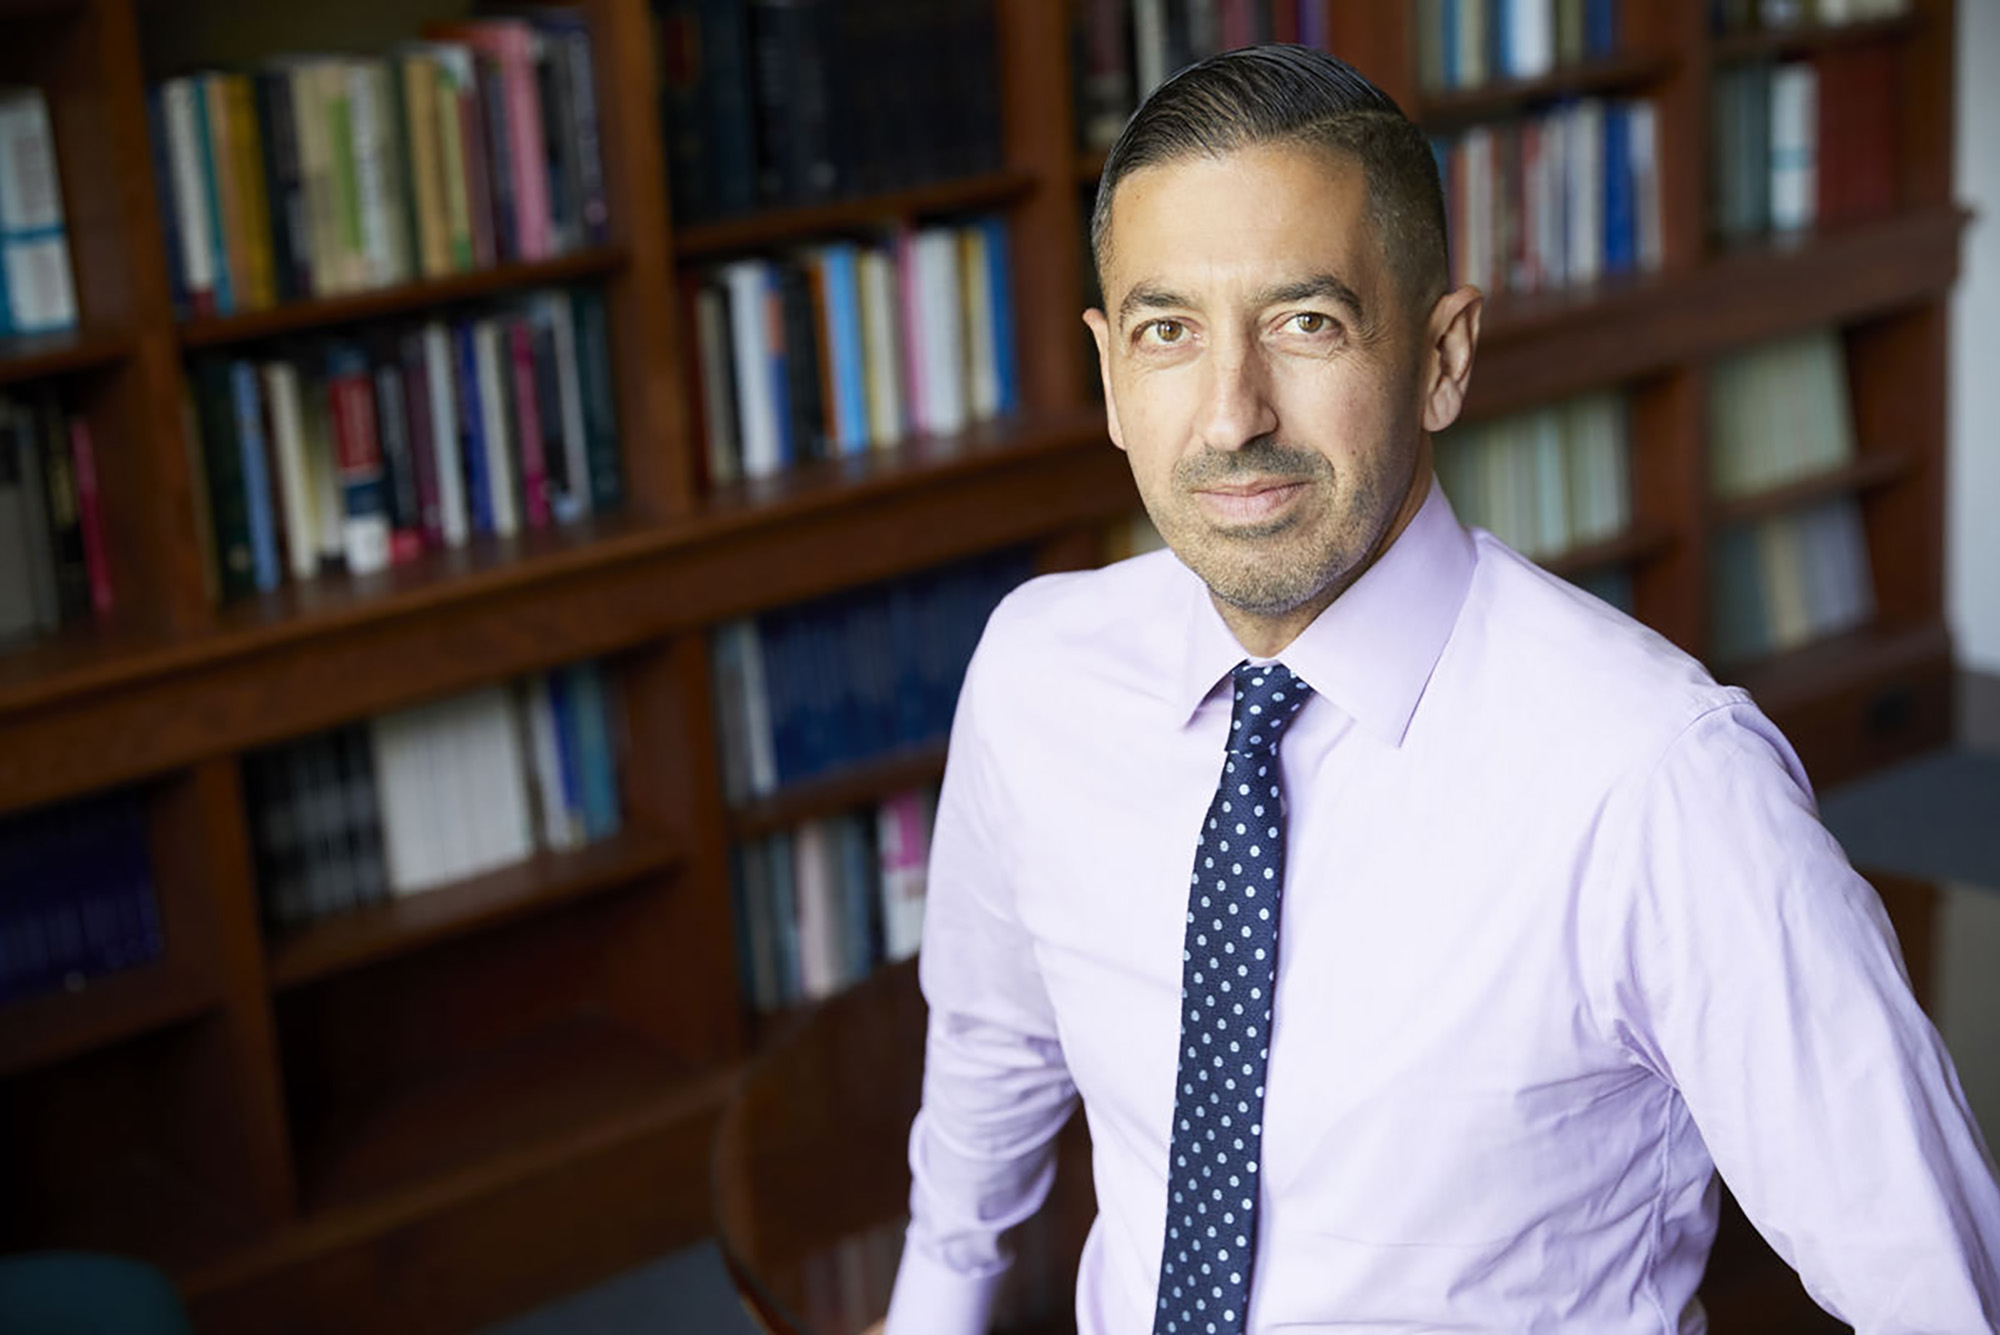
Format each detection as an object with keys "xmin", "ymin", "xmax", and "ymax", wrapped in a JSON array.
[
  {"xmin": 326, "ymin": 349, "xmax": 391, "ymax": 576},
  {"xmin": 67, "ymin": 417, "xmax": 113, "ymax": 615},
  {"xmin": 507, "ymin": 317, "xmax": 551, "ymax": 528}
]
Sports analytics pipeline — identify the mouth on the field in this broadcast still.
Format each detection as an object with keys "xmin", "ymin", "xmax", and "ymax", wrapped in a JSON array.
[{"xmin": 1190, "ymin": 479, "xmax": 1309, "ymax": 526}]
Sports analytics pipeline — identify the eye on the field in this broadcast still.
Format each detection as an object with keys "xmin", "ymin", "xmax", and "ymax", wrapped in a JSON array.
[
  {"xmin": 1141, "ymin": 318, "xmax": 1187, "ymax": 345},
  {"xmin": 1288, "ymin": 312, "xmax": 1335, "ymax": 336}
]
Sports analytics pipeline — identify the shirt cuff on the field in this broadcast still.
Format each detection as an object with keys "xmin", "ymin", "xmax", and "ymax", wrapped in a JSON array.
[{"xmin": 884, "ymin": 1235, "xmax": 1005, "ymax": 1335}]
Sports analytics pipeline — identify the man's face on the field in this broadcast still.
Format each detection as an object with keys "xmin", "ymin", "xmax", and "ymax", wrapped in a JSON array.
[{"xmin": 1086, "ymin": 142, "xmax": 1433, "ymax": 640}]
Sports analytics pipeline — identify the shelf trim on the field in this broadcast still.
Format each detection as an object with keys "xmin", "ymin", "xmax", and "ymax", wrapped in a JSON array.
[
  {"xmin": 673, "ymin": 171, "xmax": 1038, "ymax": 260},
  {"xmin": 1415, "ymin": 50, "xmax": 1678, "ymax": 129},
  {"xmin": 0, "ymin": 327, "xmax": 135, "ymax": 385},
  {"xmin": 1708, "ymin": 450, "xmax": 1916, "ymax": 527},
  {"xmin": 0, "ymin": 959, "xmax": 220, "ymax": 1079}
]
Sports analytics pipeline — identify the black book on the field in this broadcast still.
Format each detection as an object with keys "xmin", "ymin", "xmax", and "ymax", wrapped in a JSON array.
[
  {"xmin": 255, "ymin": 68, "xmax": 311, "ymax": 302},
  {"xmin": 32, "ymin": 395, "xmax": 90, "ymax": 622},
  {"xmin": 370, "ymin": 342, "xmax": 424, "ymax": 556},
  {"xmin": 777, "ymin": 260, "xmax": 827, "ymax": 463},
  {"xmin": 476, "ymin": 52, "xmax": 519, "ymax": 262},
  {"xmin": 696, "ymin": 0, "xmax": 759, "ymax": 218}
]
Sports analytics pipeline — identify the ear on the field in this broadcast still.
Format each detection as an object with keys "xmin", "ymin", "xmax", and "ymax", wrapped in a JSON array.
[
  {"xmin": 1082, "ymin": 307, "xmax": 1126, "ymax": 451},
  {"xmin": 1419, "ymin": 285, "xmax": 1483, "ymax": 435}
]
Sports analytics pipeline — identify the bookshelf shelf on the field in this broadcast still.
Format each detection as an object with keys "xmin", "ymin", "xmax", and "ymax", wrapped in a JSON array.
[
  {"xmin": 265, "ymin": 828, "xmax": 685, "ymax": 991},
  {"xmin": 14, "ymin": 1149, "xmax": 263, "ymax": 1278},
  {"xmin": 0, "ymin": 327, "xmax": 133, "ymax": 384},
  {"xmin": 729, "ymin": 742, "xmax": 949, "ymax": 842},
  {"xmin": 1709, "ymin": 450, "xmax": 1915, "ymax": 526},
  {"xmin": 673, "ymin": 170, "xmax": 1039, "ymax": 261},
  {"xmin": 0, "ymin": 410, "xmax": 1127, "ymax": 814},
  {"xmin": 1469, "ymin": 204, "xmax": 1965, "ymax": 420},
  {"xmin": 291, "ymin": 1013, "xmax": 717, "ymax": 1214},
  {"xmin": 1540, "ymin": 521, "xmax": 1678, "ymax": 580},
  {"xmin": 175, "ymin": 247, "xmax": 630, "ymax": 350},
  {"xmin": 0, "ymin": 959, "xmax": 218, "ymax": 1080},
  {"xmin": 1710, "ymin": 12, "xmax": 1921, "ymax": 64},
  {"xmin": 1414, "ymin": 50, "xmax": 1678, "ymax": 129}
]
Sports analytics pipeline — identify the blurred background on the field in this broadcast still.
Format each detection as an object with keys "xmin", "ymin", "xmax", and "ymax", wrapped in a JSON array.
[{"xmin": 0, "ymin": 0, "xmax": 1993, "ymax": 1331}]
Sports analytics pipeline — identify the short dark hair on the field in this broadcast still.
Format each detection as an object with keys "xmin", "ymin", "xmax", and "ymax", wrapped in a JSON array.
[{"xmin": 1090, "ymin": 45, "xmax": 1450, "ymax": 317}]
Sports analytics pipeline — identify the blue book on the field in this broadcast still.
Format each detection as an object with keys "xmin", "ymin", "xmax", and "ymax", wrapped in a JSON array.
[
  {"xmin": 453, "ymin": 322, "xmax": 494, "ymax": 535},
  {"xmin": 1440, "ymin": 0, "xmax": 1461, "ymax": 89},
  {"xmin": 979, "ymin": 217, "xmax": 1021, "ymax": 414},
  {"xmin": 546, "ymin": 670, "xmax": 587, "ymax": 836},
  {"xmin": 229, "ymin": 361, "xmax": 281, "ymax": 592},
  {"xmin": 766, "ymin": 830, "xmax": 800, "ymax": 1004},
  {"xmin": 886, "ymin": 579, "xmax": 926, "ymax": 747},
  {"xmin": 821, "ymin": 244, "xmax": 870, "ymax": 454},
  {"xmin": 1585, "ymin": 0, "xmax": 1618, "ymax": 56},
  {"xmin": 145, "ymin": 84, "xmax": 186, "ymax": 318},
  {"xmin": 765, "ymin": 266, "xmax": 795, "ymax": 469},
  {"xmin": 760, "ymin": 612, "xmax": 801, "ymax": 788},
  {"xmin": 189, "ymin": 74, "xmax": 234, "ymax": 316},
  {"xmin": 1602, "ymin": 103, "xmax": 1636, "ymax": 276},
  {"xmin": 1491, "ymin": 0, "xmax": 1512, "ymax": 81},
  {"xmin": 566, "ymin": 661, "xmax": 622, "ymax": 842}
]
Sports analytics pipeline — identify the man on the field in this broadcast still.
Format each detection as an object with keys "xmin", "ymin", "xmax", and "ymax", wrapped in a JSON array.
[{"xmin": 874, "ymin": 45, "xmax": 2000, "ymax": 1334}]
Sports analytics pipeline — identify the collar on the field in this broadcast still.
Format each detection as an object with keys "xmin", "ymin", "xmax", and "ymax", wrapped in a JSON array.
[{"xmin": 1173, "ymin": 476, "xmax": 1477, "ymax": 747}]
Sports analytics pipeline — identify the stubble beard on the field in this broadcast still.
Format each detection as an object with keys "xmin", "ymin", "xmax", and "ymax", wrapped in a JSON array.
[{"xmin": 1148, "ymin": 438, "xmax": 1386, "ymax": 618}]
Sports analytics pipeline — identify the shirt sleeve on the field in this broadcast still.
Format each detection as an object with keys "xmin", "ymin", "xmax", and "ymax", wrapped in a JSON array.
[
  {"xmin": 1605, "ymin": 699, "xmax": 2000, "ymax": 1332},
  {"xmin": 884, "ymin": 625, "xmax": 1081, "ymax": 1335}
]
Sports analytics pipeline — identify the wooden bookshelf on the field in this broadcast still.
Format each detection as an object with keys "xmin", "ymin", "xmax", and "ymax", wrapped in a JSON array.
[{"xmin": 0, "ymin": 1, "xmax": 1966, "ymax": 1332}]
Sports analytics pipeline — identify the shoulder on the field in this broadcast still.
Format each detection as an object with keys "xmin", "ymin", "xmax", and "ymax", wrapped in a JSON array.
[
  {"xmin": 1441, "ymin": 533, "xmax": 1766, "ymax": 778},
  {"xmin": 976, "ymin": 548, "xmax": 1188, "ymax": 670}
]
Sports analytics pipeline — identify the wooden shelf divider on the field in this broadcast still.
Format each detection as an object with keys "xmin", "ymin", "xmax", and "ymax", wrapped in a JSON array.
[
  {"xmin": 0, "ymin": 326, "xmax": 133, "ymax": 384},
  {"xmin": 0, "ymin": 959, "xmax": 219, "ymax": 1079},
  {"xmin": 1708, "ymin": 450, "xmax": 1916, "ymax": 527},
  {"xmin": 728, "ymin": 742, "xmax": 951, "ymax": 842},
  {"xmin": 1709, "ymin": 11, "xmax": 1921, "ymax": 64},
  {"xmin": 673, "ymin": 170, "xmax": 1037, "ymax": 260},
  {"xmin": 1414, "ymin": 49, "xmax": 1678, "ymax": 128}
]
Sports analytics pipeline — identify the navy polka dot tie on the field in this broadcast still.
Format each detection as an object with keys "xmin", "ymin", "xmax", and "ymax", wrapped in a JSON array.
[{"xmin": 1154, "ymin": 660, "xmax": 1312, "ymax": 1335}]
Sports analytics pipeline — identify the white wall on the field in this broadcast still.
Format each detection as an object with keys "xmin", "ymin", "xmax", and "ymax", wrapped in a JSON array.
[{"xmin": 1951, "ymin": 1, "xmax": 2000, "ymax": 673}]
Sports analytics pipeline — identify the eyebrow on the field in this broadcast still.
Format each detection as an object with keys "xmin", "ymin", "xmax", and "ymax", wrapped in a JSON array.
[{"xmin": 1116, "ymin": 272, "xmax": 1371, "ymax": 332}]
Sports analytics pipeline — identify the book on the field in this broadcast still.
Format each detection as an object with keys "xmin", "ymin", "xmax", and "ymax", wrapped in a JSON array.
[
  {"xmin": 325, "ymin": 344, "xmax": 392, "ymax": 576},
  {"xmin": 0, "ymin": 87, "xmax": 77, "ymax": 334}
]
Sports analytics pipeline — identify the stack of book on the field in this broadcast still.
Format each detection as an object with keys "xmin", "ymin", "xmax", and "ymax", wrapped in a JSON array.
[
  {"xmin": 1710, "ymin": 50, "xmax": 1898, "ymax": 243},
  {"xmin": 0, "ymin": 86, "xmax": 78, "ymax": 336},
  {"xmin": 656, "ymin": 0, "xmax": 1002, "ymax": 224},
  {"xmin": 1417, "ymin": 0, "xmax": 1623, "ymax": 93},
  {"xmin": 0, "ymin": 790, "xmax": 163, "ymax": 1007},
  {"xmin": 732, "ymin": 786, "xmax": 935, "ymax": 1011},
  {"xmin": 0, "ymin": 393, "xmax": 110, "ymax": 645},
  {"xmin": 1708, "ymin": 328, "xmax": 1854, "ymax": 498},
  {"xmin": 1432, "ymin": 97, "xmax": 1661, "ymax": 300},
  {"xmin": 1073, "ymin": 1, "xmax": 1338, "ymax": 150},
  {"xmin": 1434, "ymin": 390, "xmax": 1631, "ymax": 561},
  {"xmin": 1706, "ymin": 326, "xmax": 1875, "ymax": 662},
  {"xmin": 1710, "ymin": 499, "xmax": 1874, "ymax": 662},
  {"xmin": 148, "ymin": 12, "xmax": 607, "ymax": 319},
  {"xmin": 688, "ymin": 217, "xmax": 1018, "ymax": 484},
  {"xmin": 710, "ymin": 548, "xmax": 1034, "ymax": 803},
  {"xmin": 185, "ymin": 285, "xmax": 620, "ymax": 601},
  {"xmin": 245, "ymin": 660, "xmax": 624, "ymax": 931}
]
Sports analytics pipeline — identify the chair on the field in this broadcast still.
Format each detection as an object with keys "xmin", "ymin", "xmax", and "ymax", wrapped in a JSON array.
[
  {"xmin": 712, "ymin": 959, "xmax": 1094, "ymax": 1335},
  {"xmin": 0, "ymin": 1251, "xmax": 194, "ymax": 1335}
]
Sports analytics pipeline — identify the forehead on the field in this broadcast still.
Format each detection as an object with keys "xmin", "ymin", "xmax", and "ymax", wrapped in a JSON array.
[{"xmin": 1101, "ymin": 142, "xmax": 1375, "ymax": 303}]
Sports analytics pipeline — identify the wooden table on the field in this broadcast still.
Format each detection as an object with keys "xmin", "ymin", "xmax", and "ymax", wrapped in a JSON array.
[{"xmin": 712, "ymin": 960, "xmax": 1095, "ymax": 1335}]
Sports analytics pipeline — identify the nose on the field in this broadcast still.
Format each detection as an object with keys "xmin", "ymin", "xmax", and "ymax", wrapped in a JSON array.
[{"xmin": 1195, "ymin": 336, "xmax": 1279, "ymax": 453}]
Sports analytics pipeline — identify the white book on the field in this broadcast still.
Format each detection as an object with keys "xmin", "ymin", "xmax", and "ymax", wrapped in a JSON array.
[
  {"xmin": 420, "ymin": 321, "xmax": 469, "ymax": 546},
  {"xmin": 1564, "ymin": 100, "xmax": 1605, "ymax": 287},
  {"xmin": 1768, "ymin": 64, "xmax": 1818, "ymax": 234},
  {"xmin": 959, "ymin": 227, "xmax": 1000, "ymax": 420},
  {"xmin": 1530, "ymin": 410, "xmax": 1570, "ymax": 557},
  {"xmin": 1457, "ymin": 0, "xmax": 1488, "ymax": 87},
  {"xmin": 160, "ymin": 78, "xmax": 218, "ymax": 313},
  {"xmin": 260, "ymin": 362, "xmax": 319, "ymax": 581},
  {"xmin": 857, "ymin": 245, "xmax": 905, "ymax": 449},
  {"xmin": 1628, "ymin": 102, "xmax": 1664, "ymax": 272},
  {"xmin": 0, "ymin": 88, "xmax": 76, "ymax": 333},
  {"xmin": 370, "ymin": 706, "xmax": 438, "ymax": 894},
  {"xmin": 876, "ymin": 790, "xmax": 933, "ymax": 962},
  {"xmin": 472, "ymin": 318, "xmax": 520, "ymax": 536},
  {"xmin": 792, "ymin": 819, "xmax": 844, "ymax": 1000},
  {"xmin": 721, "ymin": 259, "xmax": 783, "ymax": 478},
  {"xmin": 450, "ymin": 685, "xmax": 534, "ymax": 879},
  {"xmin": 736, "ymin": 619, "xmax": 778, "ymax": 797},
  {"xmin": 346, "ymin": 61, "xmax": 400, "ymax": 288},
  {"xmin": 1507, "ymin": 0, "xmax": 1556, "ymax": 80},
  {"xmin": 536, "ymin": 289, "xmax": 592, "ymax": 520},
  {"xmin": 1133, "ymin": 0, "xmax": 1168, "ymax": 100},
  {"xmin": 916, "ymin": 229, "xmax": 968, "ymax": 436}
]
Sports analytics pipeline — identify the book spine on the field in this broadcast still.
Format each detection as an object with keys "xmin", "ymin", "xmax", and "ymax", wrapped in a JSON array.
[
  {"xmin": 422, "ymin": 321, "xmax": 469, "ymax": 545},
  {"xmin": 571, "ymin": 286, "xmax": 622, "ymax": 511},
  {"xmin": 529, "ymin": 314, "xmax": 573, "ymax": 518},
  {"xmin": 229, "ymin": 359, "xmax": 282, "ymax": 592},
  {"xmin": 254, "ymin": 69, "xmax": 310, "ymax": 303},
  {"xmin": 473, "ymin": 318, "xmax": 520, "ymax": 536},
  {"xmin": 67, "ymin": 416, "xmax": 112, "ymax": 613},
  {"xmin": 398, "ymin": 328, "xmax": 444, "ymax": 548},
  {"xmin": 32, "ymin": 399, "xmax": 89, "ymax": 621},
  {"xmin": 225, "ymin": 74, "xmax": 277, "ymax": 310},
  {"xmin": 192, "ymin": 74, "xmax": 237, "ymax": 315},
  {"xmin": 452, "ymin": 320, "xmax": 493, "ymax": 535},
  {"xmin": 558, "ymin": 24, "xmax": 608, "ymax": 243},
  {"xmin": 507, "ymin": 316, "xmax": 551, "ymax": 528},
  {"xmin": 400, "ymin": 53, "xmax": 452, "ymax": 279},
  {"xmin": 145, "ymin": 84, "xmax": 188, "ymax": 317},
  {"xmin": 325, "ymin": 345, "xmax": 391, "ymax": 575},
  {"xmin": 162, "ymin": 78, "xmax": 217, "ymax": 318},
  {"xmin": 371, "ymin": 353, "xmax": 424, "ymax": 562},
  {"xmin": 0, "ymin": 90, "xmax": 79, "ymax": 332},
  {"xmin": 474, "ymin": 54, "xmax": 518, "ymax": 263},
  {"xmin": 496, "ymin": 26, "xmax": 553, "ymax": 259},
  {"xmin": 261, "ymin": 361, "xmax": 319, "ymax": 582}
]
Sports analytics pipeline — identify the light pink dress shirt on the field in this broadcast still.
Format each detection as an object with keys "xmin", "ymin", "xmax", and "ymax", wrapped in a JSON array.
[{"xmin": 884, "ymin": 480, "xmax": 2000, "ymax": 1334}]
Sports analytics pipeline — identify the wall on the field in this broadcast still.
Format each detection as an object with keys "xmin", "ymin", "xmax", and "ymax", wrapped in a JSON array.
[{"xmin": 1950, "ymin": 0, "xmax": 2000, "ymax": 673}]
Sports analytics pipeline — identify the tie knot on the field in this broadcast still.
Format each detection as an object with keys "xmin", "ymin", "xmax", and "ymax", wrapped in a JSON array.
[{"xmin": 1228, "ymin": 661, "xmax": 1311, "ymax": 756}]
